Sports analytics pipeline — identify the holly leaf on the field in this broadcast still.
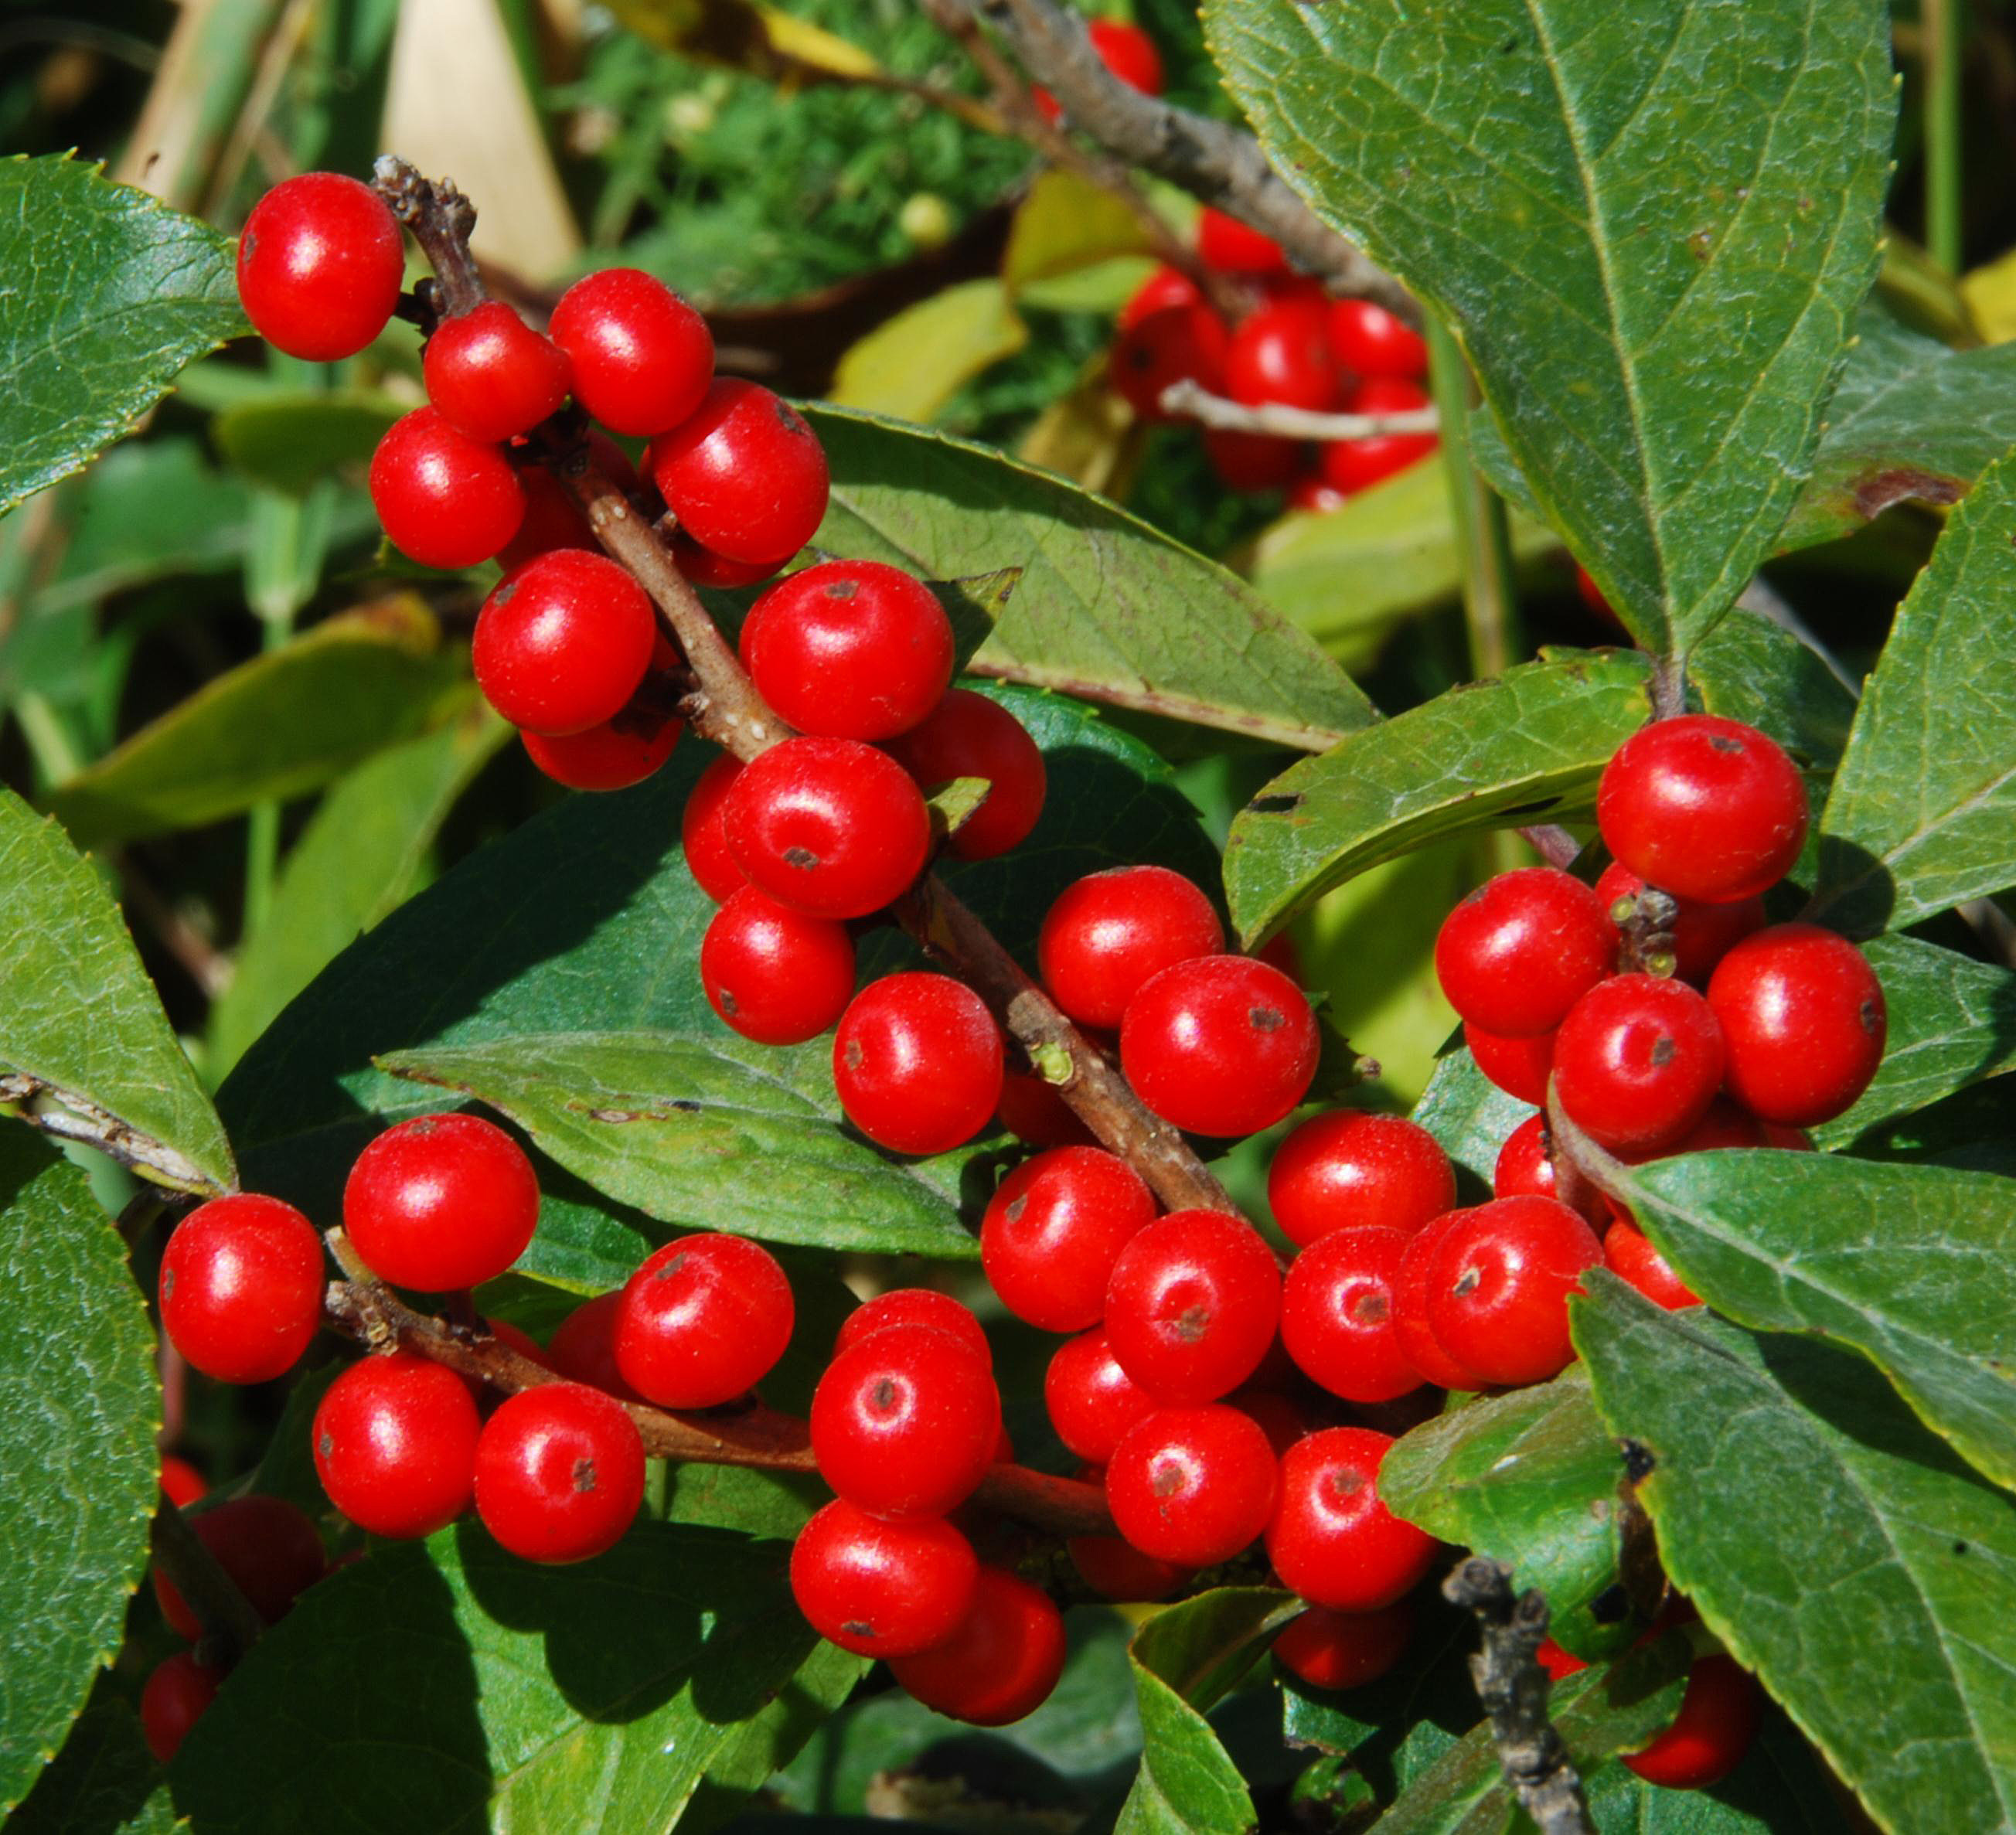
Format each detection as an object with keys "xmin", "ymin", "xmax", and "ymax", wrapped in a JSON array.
[{"xmin": 5, "ymin": 1684, "xmax": 175, "ymax": 1835}]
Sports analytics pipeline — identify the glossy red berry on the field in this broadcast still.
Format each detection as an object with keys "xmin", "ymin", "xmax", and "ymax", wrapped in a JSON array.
[
  {"xmin": 1598, "ymin": 717, "xmax": 1808, "ymax": 904},
  {"xmin": 982, "ymin": 1146, "xmax": 1156, "ymax": 1333},
  {"xmin": 423, "ymin": 301, "xmax": 570, "ymax": 443},
  {"xmin": 1466, "ymin": 1023, "xmax": 1555, "ymax": 1106},
  {"xmin": 1110, "ymin": 304, "xmax": 1230, "ymax": 420},
  {"xmin": 649, "ymin": 379, "xmax": 829, "ymax": 566},
  {"xmin": 474, "ymin": 550, "xmax": 658, "ymax": 734},
  {"xmin": 1623, "ymin": 1655, "xmax": 1762, "ymax": 1789},
  {"xmin": 1068, "ymin": 1489, "xmax": 1193, "ymax": 1601},
  {"xmin": 369, "ymin": 407, "xmax": 525, "ymax": 569},
  {"xmin": 496, "ymin": 430, "xmax": 635, "ymax": 573},
  {"xmin": 1269, "ymin": 1112, "xmax": 1455, "ymax": 1247},
  {"xmin": 739, "ymin": 560, "xmax": 953, "ymax": 741},
  {"xmin": 1266, "ymin": 1425, "xmax": 1434, "ymax": 1611},
  {"xmin": 313, "ymin": 1352, "xmax": 480, "ymax": 1537},
  {"xmin": 1325, "ymin": 298, "xmax": 1429, "ymax": 380},
  {"xmin": 810, "ymin": 1322, "xmax": 1002, "ymax": 1518},
  {"xmin": 1119, "ymin": 955, "xmax": 1319, "ymax": 1137},
  {"xmin": 833, "ymin": 972, "xmax": 1004, "ymax": 1156},
  {"xmin": 1105, "ymin": 1210, "xmax": 1282, "ymax": 1404},
  {"xmin": 885, "ymin": 688, "xmax": 1047, "ymax": 860},
  {"xmin": 547, "ymin": 267, "xmax": 713, "ymax": 437},
  {"xmin": 1204, "ymin": 427, "xmax": 1304, "ymax": 492},
  {"xmin": 473, "ymin": 1381, "xmax": 645, "ymax": 1563},
  {"xmin": 1281, "ymin": 1224, "xmax": 1422, "ymax": 1404},
  {"xmin": 1424, "ymin": 1197, "xmax": 1603, "ymax": 1387},
  {"xmin": 1391, "ymin": 1211, "xmax": 1489, "ymax": 1391},
  {"xmin": 682, "ymin": 753, "xmax": 747, "ymax": 901},
  {"xmin": 1196, "ymin": 206, "xmax": 1289, "ymax": 276},
  {"xmin": 673, "ymin": 529, "xmax": 783, "ymax": 588},
  {"xmin": 160, "ymin": 1455, "xmax": 207, "ymax": 1507},
  {"xmin": 153, "ymin": 1494, "xmax": 326, "ymax": 1637},
  {"xmin": 1038, "ymin": 866, "xmax": 1224, "ymax": 1030},
  {"xmin": 1493, "ymin": 1114, "xmax": 1607, "ymax": 1227},
  {"xmin": 1537, "ymin": 1636, "xmax": 1588, "ymax": 1680},
  {"xmin": 836, "ymin": 1288, "xmax": 992, "ymax": 1367},
  {"xmin": 790, "ymin": 1498, "xmax": 979, "ymax": 1656},
  {"xmin": 1554, "ymin": 975, "xmax": 1726, "ymax": 1152},
  {"xmin": 1045, "ymin": 1326, "xmax": 1158, "ymax": 1464},
  {"xmin": 724, "ymin": 736, "xmax": 930, "ymax": 918},
  {"xmin": 1708, "ymin": 924, "xmax": 1886, "ymax": 1127},
  {"xmin": 888, "ymin": 1568, "xmax": 1068, "ymax": 1726},
  {"xmin": 1034, "ymin": 16, "xmax": 1163, "ymax": 120},
  {"xmin": 701, "ymin": 887, "xmax": 856, "ymax": 1045},
  {"xmin": 1595, "ymin": 861, "xmax": 1764, "ymax": 987},
  {"xmin": 1226, "ymin": 297, "xmax": 1343, "ymax": 411},
  {"xmin": 615, "ymin": 1234, "xmax": 795, "ymax": 1408},
  {"xmin": 158, "ymin": 1193, "xmax": 323, "ymax": 1384},
  {"xmin": 996, "ymin": 1064, "xmax": 1098, "ymax": 1148},
  {"xmin": 1289, "ymin": 473, "xmax": 1349, "ymax": 514},
  {"xmin": 1320, "ymin": 378, "xmax": 1437, "ymax": 493},
  {"xmin": 1274, "ymin": 1601, "xmax": 1414, "ymax": 1692},
  {"xmin": 141, "ymin": 1651, "xmax": 224, "ymax": 1762},
  {"xmin": 1435, "ymin": 868, "xmax": 1616, "ymax": 1038},
  {"xmin": 1106, "ymin": 1404, "xmax": 1279, "ymax": 1565},
  {"xmin": 1119, "ymin": 264, "xmax": 1204, "ymax": 332},
  {"xmin": 523, "ymin": 706, "xmax": 681, "ymax": 791},
  {"xmin": 547, "ymin": 1291, "xmax": 642, "ymax": 1401},
  {"xmin": 344, "ymin": 1112, "xmax": 540, "ymax": 1291},
  {"xmin": 237, "ymin": 172, "xmax": 403, "ymax": 361},
  {"xmin": 1604, "ymin": 1220, "xmax": 1701, "ymax": 1311}
]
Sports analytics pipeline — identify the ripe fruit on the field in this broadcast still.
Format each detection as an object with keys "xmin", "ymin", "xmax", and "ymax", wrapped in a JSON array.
[
  {"xmin": 833, "ymin": 972, "xmax": 1003, "ymax": 1156},
  {"xmin": 474, "ymin": 550, "xmax": 658, "ymax": 735},
  {"xmin": 1105, "ymin": 1210, "xmax": 1282, "ymax": 1403},
  {"xmin": 1274, "ymin": 1602, "xmax": 1414, "ymax": 1692},
  {"xmin": 681, "ymin": 753, "xmax": 747, "ymax": 901},
  {"xmin": 1623, "ymin": 1655, "xmax": 1762, "ymax": 1789},
  {"xmin": 473, "ymin": 1381, "xmax": 645, "ymax": 1563},
  {"xmin": 810, "ymin": 1322, "xmax": 1002, "ymax": 1517},
  {"xmin": 1196, "ymin": 206, "xmax": 1289, "ymax": 276},
  {"xmin": 1604, "ymin": 1220, "xmax": 1701, "ymax": 1311},
  {"xmin": 739, "ymin": 560, "xmax": 953, "ymax": 741},
  {"xmin": 1038, "ymin": 866, "xmax": 1225, "ymax": 1030},
  {"xmin": 1553, "ymin": 975, "xmax": 1726, "ymax": 1152},
  {"xmin": 547, "ymin": 1291, "xmax": 642, "ymax": 1401},
  {"xmin": 615, "ymin": 1234, "xmax": 795, "ymax": 1408},
  {"xmin": 1493, "ymin": 1114, "xmax": 1607, "ymax": 1227},
  {"xmin": 1281, "ymin": 1224, "xmax": 1421, "ymax": 1404},
  {"xmin": 649, "ymin": 379, "xmax": 829, "ymax": 567},
  {"xmin": 1034, "ymin": 16, "xmax": 1163, "ymax": 121},
  {"xmin": 158, "ymin": 1193, "xmax": 323, "ymax": 1384},
  {"xmin": 996, "ymin": 1064, "xmax": 1097, "ymax": 1148},
  {"xmin": 982, "ymin": 1146, "xmax": 1156, "ymax": 1333},
  {"xmin": 1268, "ymin": 1112, "xmax": 1455, "ymax": 1247},
  {"xmin": 673, "ymin": 530, "xmax": 782, "ymax": 588},
  {"xmin": 423, "ymin": 301, "xmax": 570, "ymax": 443},
  {"xmin": 836, "ymin": 1288, "xmax": 992, "ymax": 1367},
  {"xmin": 547, "ymin": 267, "xmax": 713, "ymax": 437},
  {"xmin": 154, "ymin": 1494, "xmax": 327, "ymax": 1637},
  {"xmin": 369, "ymin": 407, "xmax": 525, "ymax": 569},
  {"xmin": 1119, "ymin": 955, "xmax": 1319, "ymax": 1137},
  {"xmin": 1119, "ymin": 264, "xmax": 1204, "ymax": 331},
  {"xmin": 1326, "ymin": 298, "xmax": 1429, "ymax": 380},
  {"xmin": 1434, "ymin": 867, "xmax": 1616, "ymax": 1039},
  {"xmin": 884, "ymin": 688, "xmax": 1047, "ymax": 860},
  {"xmin": 523, "ymin": 706, "xmax": 682, "ymax": 792},
  {"xmin": 887, "ymin": 1568, "xmax": 1068, "ymax": 1726},
  {"xmin": 1320, "ymin": 379, "xmax": 1437, "ymax": 493},
  {"xmin": 1225, "ymin": 297, "xmax": 1343, "ymax": 411},
  {"xmin": 313, "ymin": 1352, "xmax": 480, "ymax": 1537},
  {"xmin": 724, "ymin": 736, "xmax": 931, "ymax": 919},
  {"xmin": 1204, "ymin": 427, "xmax": 1303, "ymax": 492},
  {"xmin": 237, "ymin": 172, "xmax": 404, "ymax": 361},
  {"xmin": 498, "ymin": 430, "xmax": 636, "ymax": 572},
  {"xmin": 1105, "ymin": 1404, "xmax": 1279, "ymax": 1565},
  {"xmin": 1595, "ymin": 860, "xmax": 1764, "ymax": 986},
  {"xmin": 1265, "ymin": 1426, "xmax": 1434, "ymax": 1611},
  {"xmin": 1289, "ymin": 474, "xmax": 1350, "ymax": 514},
  {"xmin": 141, "ymin": 1651, "xmax": 224, "ymax": 1762},
  {"xmin": 789, "ymin": 1499, "xmax": 979, "ymax": 1656},
  {"xmin": 1045, "ymin": 1326, "xmax": 1158, "ymax": 1464},
  {"xmin": 1068, "ymin": 1501, "xmax": 1192, "ymax": 1601},
  {"xmin": 160, "ymin": 1455, "xmax": 207, "ymax": 1506},
  {"xmin": 1708, "ymin": 924, "xmax": 1886, "ymax": 1127},
  {"xmin": 1466, "ymin": 1023, "xmax": 1555, "ymax": 1107},
  {"xmin": 344, "ymin": 1112, "xmax": 540, "ymax": 1291},
  {"xmin": 1598, "ymin": 716, "xmax": 1808, "ymax": 904},
  {"xmin": 1110, "ymin": 304, "xmax": 1231, "ymax": 420},
  {"xmin": 701, "ymin": 887, "xmax": 856, "ymax": 1045},
  {"xmin": 1423, "ymin": 1197, "xmax": 1604, "ymax": 1387},
  {"xmin": 1391, "ymin": 1212, "xmax": 1488, "ymax": 1391}
]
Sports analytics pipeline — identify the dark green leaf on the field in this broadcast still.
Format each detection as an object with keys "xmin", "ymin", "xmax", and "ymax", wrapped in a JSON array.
[
  {"xmin": 1841, "ymin": 1078, "xmax": 2016, "ymax": 1178},
  {"xmin": 1410, "ymin": 1049, "xmax": 1532, "ymax": 1190},
  {"xmin": 210, "ymin": 390, "xmax": 402, "ymax": 495},
  {"xmin": 5, "ymin": 1685, "xmax": 174, "ymax": 1835},
  {"xmin": 1581, "ymin": 1714, "xmax": 1862, "ymax": 1835}
]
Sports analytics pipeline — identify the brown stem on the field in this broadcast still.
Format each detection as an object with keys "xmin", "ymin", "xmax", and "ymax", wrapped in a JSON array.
[
  {"xmin": 152, "ymin": 1499, "xmax": 267, "ymax": 1664},
  {"xmin": 371, "ymin": 155, "xmax": 485, "ymax": 319}
]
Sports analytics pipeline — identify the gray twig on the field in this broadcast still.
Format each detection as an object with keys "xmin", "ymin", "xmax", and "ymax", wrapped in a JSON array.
[{"xmin": 1158, "ymin": 380, "xmax": 1439, "ymax": 440}]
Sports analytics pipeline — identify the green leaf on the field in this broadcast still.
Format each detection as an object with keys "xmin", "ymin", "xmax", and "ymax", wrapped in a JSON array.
[
  {"xmin": 805, "ymin": 405, "xmax": 1374, "ymax": 751},
  {"xmin": 210, "ymin": 389, "xmax": 403, "ymax": 495},
  {"xmin": 1580, "ymin": 1717, "xmax": 1863, "ymax": 1834},
  {"xmin": 0, "ymin": 788, "xmax": 232, "ymax": 1193},
  {"xmin": 5, "ymin": 1684, "xmax": 175, "ymax": 1835},
  {"xmin": 1575, "ymin": 1278, "xmax": 2016, "ymax": 1835},
  {"xmin": 46, "ymin": 597, "xmax": 470, "ymax": 849},
  {"xmin": 1811, "ymin": 449, "xmax": 2016, "ymax": 934},
  {"xmin": 1204, "ymin": 0, "xmax": 1895, "ymax": 659},
  {"xmin": 0, "ymin": 154, "xmax": 247, "ymax": 515},
  {"xmin": 828, "ymin": 281, "xmax": 1029, "ymax": 423},
  {"xmin": 1410, "ymin": 1048, "xmax": 1532, "ymax": 1190},
  {"xmin": 0, "ymin": 1132, "xmax": 160, "ymax": 1814},
  {"xmin": 170, "ymin": 1523, "xmax": 866, "ymax": 1835}
]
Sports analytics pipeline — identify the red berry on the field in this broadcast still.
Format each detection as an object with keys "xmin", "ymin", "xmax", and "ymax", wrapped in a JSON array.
[
  {"xmin": 1554, "ymin": 975, "xmax": 1726, "ymax": 1152},
  {"xmin": 547, "ymin": 1291, "xmax": 642, "ymax": 1401},
  {"xmin": 1230, "ymin": 1383, "xmax": 1315, "ymax": 1457},
  {"xmin": 1038, "ymin": 866, "xmax": 1225, "ymax": 1030},
  {"xmin": 836, "ymin": 1288, "xmax": 992, "ymax": 1367},
  {"xmin": 1604, "ymin": 1220, "xmax": 1701, "ymax": 1310},
  {"xmin": 547, "ymin": 267, "xmax": 713, "ymax": 437},
  {"xmin": 1391, "ymin": 1212, "xmax": 1489, "ymax": 1391},
  {"xmin": 1289, "ymin": 473, "xmax": 1349, "ymax": 514},
  {"xmin": 1281, "ymin": 1224, "xmax": 1422, "ymax": 1404},
  {"xmin": 1595, "ymin": 861, "xmax": 1764, "ymax": 986},
  {"xmin": 810, "ymin": 1322, "xmax": 1002, "ymax": 1517},
  {"xmin": 1068, "ymin": 1513, "xmax": 1192, "ymax": 1602},
  {"xmin": 1105, "ymin": 1210, "xmax": 1282, "ymax": 1404},
  {"xmin": 524, "ymin": 706, "xmax": 681, "ymax": 791},
  {"xmin": 1268, "ymin": 1112, "xmax": 1455, "ymax": 1247},
  {"xmin": 701, "ymin": 887, "xmax": 856, "ymax": 1045},
  {"xmin": 237, "ymin": 172, "xmax": 403, "ymax": 361},
  {"xmin": 1266, "ymin": 1425, "xmax": 1433, "ymax": 1610},
  {"xmin": 790, "ymin": 1498, "xmax": 979, "ymax": 1656},
  {"xmin": 474, "ymin": 550, "xmax": 657, "ymax": 734},
  {"xmin": 1537, "ymin": 1636, "xmax": 1588, "ymax": 1680},
  {"xmin": 313, "ymin": 1352, "xmax": 479, "ymax": 1537},
  {"xmin": 1708, "ymin": 924, "xmax": 1886, "ymax": 1127},
  {"xmin": 996, "ymin": 1064, "xmax": 1098, "ymax": 1148},
  {"xmin": 1325, "ymin": 298, "xmax": 1429, "ymax": 380},
  {"xmin": 423, "ymin": 301, "xmax": 570, "ymax": 443},
  {"xmin": 1434, "ymin": 867, "xmax": 1616, "ymax": 1038},
  {"xmin": 724, "ymin": 736, "xmax": 930, "ymax": 918},
  {"xmin": 1204, "ymin": 427, "xmax": 1304, "ymax": 493},
  {"xmin": 473, "ymin": 1381, "xmax": 645, "ymax": 1563},
  {"xmin": 615, "ymin": 1234, "xmax": 795, "ymax": 1408},
  {"xmin": 1466, "ymin": 1023, "xmax": 1555, "ymax": 1106},
  {"xmin": 1274, "ymin": 1601, "xmax": 1414, "ymax": 1692},
  {"xmin": 1045, "ymin": 1326, "xmax": 1158, "ymax": 1464},
  {"xmin": 141, "ymin": 1651, "xmax": 223, "ymax": 1762},
  {"xmin": 740, "ymin": 560, "xmax": 953, "ymax": 741},
  {"xmin": 1226, "ymin": 298, "xmax": 1343, "ymax": 411},
  {"xmin": 1110, "ymin": 304, "xmax": 1230, "ymax": 420},
  {"xmin": 1493, "ymin": 1114, "xmax": 1607, "ymax": 1227},
  {"xmin": 1320, "ymin": 378, "xmax": 1437, "ymax": 494},
  {"xmin": 1119, "ymin": 264, "xmax": 1204, "ymax": 332},
  {"xmin": 154, "ymin": 1494, "xmax": 326, "ymax": 1637},
  {"xmin": 649, "ymin": 380, "xmax": 829, "ymax": 566},
  {"xmin": 887, "ymin": 1568, "xmax": 1067, "ymax": 1726},
  {"xmin": 160, "ymin": 1455, "xmax": 206, "ymax": 1507},
  {"xmin": 982, "ymin": 1146, "xmax": 1156, "ymax": 1332},
  {"xmin": 1119, "ymin": 955, "xmax": 1319, "ymax": 1137},
  {"xmin": 369, "ymin": 407, "xmax": 526, "ymax": 569},
  {"xmin": 1196, "ymin": 206, "xmax": 1289, "ymax": 276},
  {"xmin": 344, "ymin": 1112, "xmax": 540, "ymax": 1291},
  {"xmin": 833, "ymin": 972, "xmax": 1003, "ymax": 1156},
  {"xmin": 1623, "ymin": 1656, "xmax": 1762, "ymax": 1789},
  {"xmin": 682, "ymin": 753, "xmax": 747, "ymax": 901},
  {"xmin": 158, "ymin": 1193, "xmax": 323, "ymax": 1384},
  {"xmin": 496, "ymin": 431, "xmax": 636, "ymax": 573},
  {"xmin": 673, "ymin": 529, "xmax": 783, "ymax": 588},
  {"xmin": 1598, "ymin": 717, "xmax": 1808, "ymax": 905},
  {"xmin": 1086, "ymin": 19, "xmax": 1163, "ymax": 92},
  {"xmin": 1424, "ymin": 1197, "xmax": 1603, "ymax": 1387},
  {"xmin": 884, "ymin": 689, "xmax": 1047, "ymax": 861},
  {"xmin": 1106, "ymin": 1404, "xmax": 1279, "ymax": 1565}
]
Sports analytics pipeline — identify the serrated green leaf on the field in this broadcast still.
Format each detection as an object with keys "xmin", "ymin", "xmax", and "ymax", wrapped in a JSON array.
[
  {"xmin": 1204, "ymin": 0, "xmax": 1895, "ymax": 660},
  {"xmin": 0, "ymin": 1133, "xmax": 160, "ymax": 1814},
  {"xmin": 0, "ymin": 154, "xmax": 247, "ymax": 515},
  {"xmin": 5, "ymin": 1684, "xmax": 175, "ymax": 1835},
  {"xmin": 1575, "ymin": 1278, "xmax": 2016, "ymax": 1835},
  {"xmin": 210, "ymin": 389, "xmax": 403, "ymax": 495},
  {"xmin": 1410, "ymin": 1048, "xmax": 1533, "ymax": 1190},
  {"xmin": 829, "ymin": 281, "xmax": 1028, "ymax": 423}
]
